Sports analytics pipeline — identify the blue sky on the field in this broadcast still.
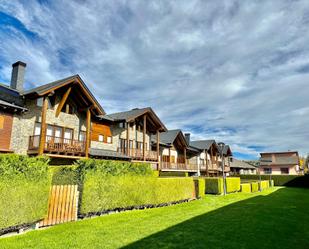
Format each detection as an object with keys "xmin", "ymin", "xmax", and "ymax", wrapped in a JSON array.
[{"xmin": 0, "ymin": 1, "xmax": 309, "ymax": 160}]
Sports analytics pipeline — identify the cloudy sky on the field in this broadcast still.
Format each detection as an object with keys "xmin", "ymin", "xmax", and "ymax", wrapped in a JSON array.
[{"xmin": 0, "ymin": 0, "xmax": 309, "ymax": 159}]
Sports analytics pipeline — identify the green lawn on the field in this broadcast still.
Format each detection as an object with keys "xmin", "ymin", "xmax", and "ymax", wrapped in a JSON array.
[{"xmin": 1, "ymin": 187, "xmax": 309, "ymax": 249}]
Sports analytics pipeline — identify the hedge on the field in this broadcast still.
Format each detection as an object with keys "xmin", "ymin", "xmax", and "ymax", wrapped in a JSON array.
[
  {"xmin": 50, "ymin": 165, "xmax": 79, "ymax": 185},
  {"xmin": 259, "ymin": 180, "xmax": 269, "ymax": 190},
  {"xmin": 80, "ymin": 173, "xmax": 195, "ymax": 214},
  {"xmin": 204, "ymin": 177, "xmax": 241, "ymax": 194},
  {"xmin": 159, "ymin": 171, "xmax": 188, "ymax": 177},
  {"xmin": 226, "ymin": 177, "xmax": 241, "ymax": 193},
  {"xmin": 0, "ymin": 155, "xmax": 51, "ymax": 231},
  {"xmin": 240, "ymin": 183, "xmax": 251, "ymax": 193},
  {"xmin": 251, "ymin": 182, "xmax": 259, "ymax": 192},
  {"xmin": 194, "ymin": 178, "xmax": 205, "ymax": 198},
  {"xmin": 239, "ymin": 175, "xmax": 304, "ymax": 186}
]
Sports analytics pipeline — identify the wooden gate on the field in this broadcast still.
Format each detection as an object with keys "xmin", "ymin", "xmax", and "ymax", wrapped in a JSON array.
[{"xmin": 39, "ymin": 185, "xmax": 79, "ymax": 227}]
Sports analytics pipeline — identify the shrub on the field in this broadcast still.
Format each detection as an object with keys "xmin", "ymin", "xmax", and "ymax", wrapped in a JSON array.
[
  {"xmin": 240, "ymin": 183, "xmax": 251, "ymax": 193},
  {"xmin": 50, "ymin": 165, "xmax": 79, "ymax": 185},
  {"xmin": 75, "ymin": 159, "xmax": 152, "ymax": 180},
  {"xmin": 239, "ymin": 175, "xmax": 302, "ymax": 186},
  {"xmin": 0, "ymin": 155, "xmax": 51, "ymax": 230},
  {"xmin": 194, "ymin": 178, "xmax": 205, "ymax": 198},
  {"xmin": 259, "ymin": 180, "xmax": 269, "ymax": 190},
  {"xmin": 80, "ymin": 173, "xmax": 195, "ymax": 214},
  {"xmin": 226, "ymin": 177, "xmax": 241, "ymax": 193},
  {"xmin": 251, "ymin": 182, "xmax": 259, "ymax": 192},
  {"xmin": 204, "ymin": 177, "xmax": 224, "ymax": 194}
]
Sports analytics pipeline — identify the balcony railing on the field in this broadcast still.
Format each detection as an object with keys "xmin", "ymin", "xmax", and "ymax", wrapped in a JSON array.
[
  {"xmin": 29, "ymin": 135, "xmax": 86, "ymax": 155},
  {"xmin": 117, "ymin": 148, "xmax": 158, "ymax": 161},
  {"xmin": 160, "ymin": 162, "xmax": 198, "ymax": 171}
]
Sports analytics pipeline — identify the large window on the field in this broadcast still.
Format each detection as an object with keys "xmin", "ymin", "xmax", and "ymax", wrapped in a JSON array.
[
  {"xmin": 263, "ymin": 168, "xmax": 272, "ymax": 174},
  {"xmin": 280, "ymin": 168, "xmax": 289, "ymax": 175}
]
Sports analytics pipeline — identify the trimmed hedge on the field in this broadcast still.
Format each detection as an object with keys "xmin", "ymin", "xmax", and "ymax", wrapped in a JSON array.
[
  {"xmin": 80, "ymin": 173, "xmax": 195, "ymax": 214},
  {"xmin": 239, "ymin": 175, "xmax": 302, "ymax": 186},
  {"xmin": 259, "ymin": 180, "xmax": 269, "ymax": 190},
  {"xmin": 194, "ymin": 178, "xmax": 205, "ymax": 198},
  {"xmin": 205, "ymin": 177, "xmax": 224, "ymax": 194},
  {"xmin": 251, "ymin": 182, "xmax": 259, "ymax": 192},
  {"xmin": 205, "ymin": 177, "xmax": 241, "ymax": 194},
  {"xmin": 50, "ymin": 165, "xmax": 79, "ymax": 185},
  {"xmin": 0, "ymin": 155, "xmax": 51, "ymax": 230},
  {"xmin": 226, "ymin": 177, "xmax": 241, "ymax": 193},
  {"xmin": 240, "ymin": 183, "xmax": 251, "ymax": 193}
]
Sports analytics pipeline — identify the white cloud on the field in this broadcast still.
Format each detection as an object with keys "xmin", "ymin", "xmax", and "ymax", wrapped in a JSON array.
[{"xmin": 1, "ymin": 0, "xmax": 309, "ymax": 158}]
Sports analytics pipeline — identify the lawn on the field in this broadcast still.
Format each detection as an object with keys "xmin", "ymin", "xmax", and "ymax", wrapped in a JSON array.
[{"xmin": 1, "ymin": 187, "xmax": 309, "ymax": 249}]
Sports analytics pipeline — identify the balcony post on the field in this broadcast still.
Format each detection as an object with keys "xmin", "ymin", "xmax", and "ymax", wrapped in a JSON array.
[
  {"xmin": 205, "ymin": 149, "xmax": 209, "ymax": 177},
  {"xmin": 156, "ymin": 130, "xmax": 160, "ymax": 170},
  {"xmin": 168, "ymin": 147, "xmax": 171, "ymax": 168},
  {"xmin": 184, "ymin": 148, "xmax": 187, "ymax": 169},
  {"xmin": 85, "ymin": 108, "xmax": 91, "ymax": 158},
  {"xmin": 143, "ymin": 115, "xmax": 146, "ymax": 161},
  {"xmin": 126, "ymin": 122, "xmax": 129, "ymax": 156},
  {"xmin": 38, "ymin": 96, "xmax": 48, "ymax": 155}
]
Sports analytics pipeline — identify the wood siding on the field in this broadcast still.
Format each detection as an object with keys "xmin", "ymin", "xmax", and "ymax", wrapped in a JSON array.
[
  {"xmin": 0, "ymin": 111, "xmax": 13, "ymax": 151},
  {"xmin": 91, "ymin": 122, "xmax": 112, "ymax": 143}
]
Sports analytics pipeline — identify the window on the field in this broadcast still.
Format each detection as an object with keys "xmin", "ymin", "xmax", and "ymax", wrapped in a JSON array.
[
  {"xmin": 79, "ymin": 131, "xmax": 86, "ymax": 142},
  {"xmin": 0, "ymin": 115, "xmax": 4, "ymax": 129},
  {"xmin": 280, "ymin": 168, "xmax": 289, "ymax": 175},
  {"xmin": 107, "ymin": 136, "xmax": 112, "ymax": 144},
  {"xmin": 37, "ymin": 97, "xmax": 52, "ymax": 108},
  {"xmin": 119, "ymin": 122, "xmax": 126, "ymax": 128},
  {"xmin": 263, "ymin": 168, "xmax": 272, "ymax": 174},
  {"xmin": 61, "ymin": 102, "xmax": 75, "ymax": 115},
  {"xmin": 98, "ymin": 134, "xmax": 104, "ymax": 142}
]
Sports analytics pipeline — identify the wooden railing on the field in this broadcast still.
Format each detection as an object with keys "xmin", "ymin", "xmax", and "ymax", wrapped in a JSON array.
[
  {"xmin": 29, "ymin": 135, "xmax": 86, "ymax": 154},
  {"xmin": 118, "ymin": 148, "xmax": 158, "ymax": 161},
  {"xmin": 160, "ymin": 162, "xmax": 198, "ymax": 171}
]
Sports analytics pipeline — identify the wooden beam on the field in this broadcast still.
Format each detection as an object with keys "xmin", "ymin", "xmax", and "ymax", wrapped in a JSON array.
[
  {"xmin": 55, "ymin": 87, "xmax": 72, "ymax": 117},
  {"xmin": 205, "ymin": 149, "xmax": 209, "ymax": 177},
  {"xmin": 85, "ymin": 108, "xmax": 91, "ymax": 158},
  {"xmin": 126, "ymin": 122, "xmax": 130, "ymax": 156},
  {"xmin": 38, "ymin": 96, "xmax": 48, "ymax": 155},
  {"xmin": 184, "ymin": 147, "xmax": 187, "ymax": 167},
  {"xmin": 156, "ymin": 130, "xmax": 160, "ymax": 170},
  {"xmin": 143, "ymin": 115, "xmax": 146, "ymax": 161}
]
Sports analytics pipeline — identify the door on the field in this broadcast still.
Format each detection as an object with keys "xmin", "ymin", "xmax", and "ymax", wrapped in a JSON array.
[
  {"xmin": 64, "ymin": 128, "xmax": 73, "ymax": 144},
  {"xmin": 54, "ymin": 127, "xmax": 63, "ymax": 143},
  {"xmin": 33, "ymin": 123, "xmax": 41, "ymax": 147}
]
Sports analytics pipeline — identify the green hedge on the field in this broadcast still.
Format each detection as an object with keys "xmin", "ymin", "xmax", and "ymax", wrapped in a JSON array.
[
  {"xmin": 240, "ymin": 183, "xmax": 251, "ymax": 193},
  {"xmin": 251, "ymin": 182, "xmax": 259, "ymax": 192},
  {"xmin": 259, "ymin": 180, "xmax": 269, "ymax": 190},
  {"xmin": 50, "ymin": 165, "xmax": 79, "ymax": 185},
  {"xmin": 80, "ymin": 173, "xmax": 195, "ymax": 214},
  {"xmin": 194, "ymin": 178, "xmax": 205, "ymax": 198},
  {"xmin": 159, "ymin": 171, "xmax": 188, "ymax": 177},
  {"xmin": 205, "ymin": 177, "xmax": 224, "ymax": 194},
  {"xmin": 0, "ymin": 155, "xmax": 51, "ymax": 230},
  {"xmin": 205, "ymin": 177, "xmax": 241, "ymax": 194},
  {"xmin": 226, "ymin": 177, "xmax": 241, "ymax": 193},
  {"xmin": 239, "ymin": 175, "xmax": 302, "ymax": 186}
]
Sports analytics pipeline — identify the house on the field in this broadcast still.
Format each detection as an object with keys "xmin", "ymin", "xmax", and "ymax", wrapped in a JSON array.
[
  {"xmin": 151, "ymin": 130, "xmax": 200, "ymax": 174},
  {"xmin": 259, "ymin": 151, "xmax": 301, "ymax": 175},
  {"xmin": 0, "ymin": 61, "xmax": 166, "ymax": 166},
  {"xmin": 186, "ymin": 137, "xmax": 221, "ymax": 176},
  {"xmin": 229, "ymin": 158, "xmax": 257, "ymax": 175}
]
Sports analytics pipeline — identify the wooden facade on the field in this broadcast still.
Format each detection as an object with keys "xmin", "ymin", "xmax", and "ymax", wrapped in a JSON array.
[{"xmin": 0, "ymin": 111, "xmax": 13, "ymax": 152}]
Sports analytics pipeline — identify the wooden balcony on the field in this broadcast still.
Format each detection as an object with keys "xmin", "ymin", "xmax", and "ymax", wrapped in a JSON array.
[
  {"xmin": 29, "ymin": 135, "xmax": 86, "ymax": 157},
  {"xmin": 160, "ymin": 162, "xmax": 198, "ymax": 172},
  {"xmin": 117, "ymin": 148, "xmax": 158, "ymax": 161}
]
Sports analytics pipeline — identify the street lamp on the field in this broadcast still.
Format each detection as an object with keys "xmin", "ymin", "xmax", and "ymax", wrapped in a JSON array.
[{"xmin": 218, "ymin": 142, "xmax": 227, "ymax": 196}]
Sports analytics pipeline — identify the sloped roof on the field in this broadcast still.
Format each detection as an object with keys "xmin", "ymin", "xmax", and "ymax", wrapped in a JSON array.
[
  {"xmin": 189, "ymin": 140, "xmax": 217, "ymax": 150},
  {"xmin": 107, "ymin": 107, "xmax": 167, "ymax": 131},
  {"xmin": 218, "ymin": 144, "xmax": 233, "ymax": 156},
  {"xmin": 89, "ymin": 148, "xmax": 131, "ymax": 160},
  {"xmin": 230, "ymin": 159, "xmax": 256, "ymax": 169},
  {"xmin": 22, "ymin": 74, "xmax": 105, "ymax": 115},
  {"xmin": 0, "ymin": 99, "xmax": 27, "ymax": 111}
]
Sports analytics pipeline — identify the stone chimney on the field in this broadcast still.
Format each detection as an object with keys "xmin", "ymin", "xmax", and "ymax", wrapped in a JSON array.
[
  {"xmin": 184, "ymin": 133, "xmax": 191, "ymax": 144},
  {"xmin": 10, "ymin": 61, "xmax": 26, "ymax": 91}
]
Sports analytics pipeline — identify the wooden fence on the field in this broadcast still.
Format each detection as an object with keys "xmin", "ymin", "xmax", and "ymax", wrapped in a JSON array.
[{"xmin": 39, "ymin": 185, "xmax": 79, "ymax": 227}]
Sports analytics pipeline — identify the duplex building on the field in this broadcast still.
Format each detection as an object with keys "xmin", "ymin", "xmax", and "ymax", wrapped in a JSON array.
[{"xmin": 259, "ymin": 151, "xmax": 301, "ymax": 175}]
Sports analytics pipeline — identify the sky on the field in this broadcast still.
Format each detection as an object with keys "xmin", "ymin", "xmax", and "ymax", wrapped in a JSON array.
[{"xmin": 0, "ymin": 0, "xmax": 309, "ymax": 160}]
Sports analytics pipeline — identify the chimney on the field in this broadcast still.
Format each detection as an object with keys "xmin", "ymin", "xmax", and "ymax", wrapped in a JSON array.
[
  {"xmin": 184, "ymin": 133, "xmax": 191, "ymax": 144},
  {"xmin": 10, "ymin": 61, "xmax": 26, "ymax": 91}
]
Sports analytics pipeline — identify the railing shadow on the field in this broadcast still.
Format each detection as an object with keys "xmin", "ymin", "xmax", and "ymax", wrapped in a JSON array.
[{"xmin": 122, "ymin": 187, "xmax": 309, "ymax": 249}]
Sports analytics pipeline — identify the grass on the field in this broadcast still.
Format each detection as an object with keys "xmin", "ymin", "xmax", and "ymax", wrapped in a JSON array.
[{"xmin": 1, "ymin": 187, "xmax": 309, "ymax": 249}]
